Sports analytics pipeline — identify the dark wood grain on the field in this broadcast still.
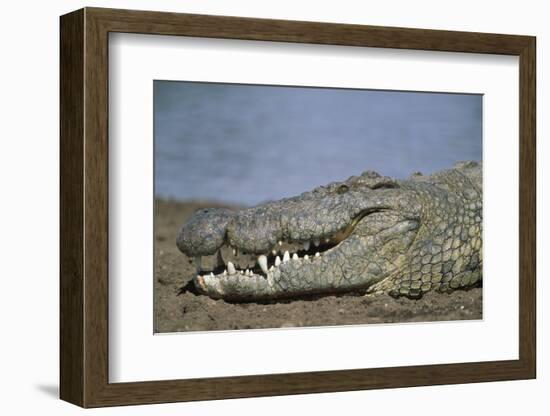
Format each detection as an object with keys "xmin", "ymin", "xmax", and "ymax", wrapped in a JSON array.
[
  {"xmin": 89, "ymin": 7, "xmax": 532, "ymax": 54},
  {"xmin": 518, "ymin": 38, "xmax": 536, "ymax": 375},
  {"xmin": 59, "ymin": 7, "xmax": 537, "ymax": 408},
  {"xmin": 59, "ymin": 8, "xmax": 84, "ymax": 406},
  {"xmin": 83, "ymin": 10, "xmax": 110, "ymax": 406}
]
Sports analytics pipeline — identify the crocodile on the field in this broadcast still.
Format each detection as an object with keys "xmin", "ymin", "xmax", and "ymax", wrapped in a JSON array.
[{"xmin": 176, "ymin": 161, "xmax": 482, "ymax": 301}]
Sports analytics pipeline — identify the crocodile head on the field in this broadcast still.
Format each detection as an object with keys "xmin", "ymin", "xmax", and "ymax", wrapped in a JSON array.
[{"xmin": 176, "ymin": 163, "xmax": 482, "ymax": 301}]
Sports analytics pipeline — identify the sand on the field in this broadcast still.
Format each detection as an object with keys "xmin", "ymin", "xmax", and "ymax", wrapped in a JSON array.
[{"xmin": 154, "ymin": 199, "xmax": 482, "ymax": 333}]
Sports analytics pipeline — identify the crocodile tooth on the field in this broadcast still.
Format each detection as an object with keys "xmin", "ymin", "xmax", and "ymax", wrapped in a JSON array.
[
  {"xmin": 240, "ymin": 270, "xmax": 244, "ymax": 275},
  {"xmin": 210, "ymin": 272, "xmax": 214, "ymax": 277},
  {"xmin": 292, "ymin": 253, "xmax": 299, "ymax": 260},
  {"xmin": 272, "ymin": 250, "xmax": 277, "ymax": 256},
  {"xmin": 269, "ymin": 265, "xmax": 274, "ymax": 271},
  {"xmin": 304, "ymin": 254, "xmax": 309, "ymax": 260},
  {"xmin": 315, "ymin": 252, "xmax": 320, "ymax": 257},
  {"xmin": 325, "ymin": 237, "xmax": 330, "ymax": 243},
  {"xmin": 303, "ymin": 241, "xmax": 310, "ymax": 251},
  {"xmin": 275, "ymin": 256, "xmax": 281, "ymax": 266},
  {"xmin": 223, "ymin": 269, "xmax": 227, "ymax": 276},
  {"xmin": 258, "ymin": 255, "xmax": 268, "ymax": 274},
  {"xmin": 283, "ymin": 251, "xmax": 290, "ymax": 262},
  {"xmin": 227, "ymin": 261, "xmax": 236, "ymax": 275},
  {"xmin": 278, "ymin": 241, "xmax": 283, "ymax": 246},
  {"xmin": 313, "ymin": 239, "xmax": 320, "ymax": 247}
]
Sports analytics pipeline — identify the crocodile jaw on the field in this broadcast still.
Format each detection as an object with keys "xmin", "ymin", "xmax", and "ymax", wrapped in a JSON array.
[{"xmin": 193, "ymin": 213, "xmax": 419, "ymax": 301}]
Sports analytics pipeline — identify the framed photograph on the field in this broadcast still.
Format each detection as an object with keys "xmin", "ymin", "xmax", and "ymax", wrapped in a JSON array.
[{"xmin": 60, "ymin": 7, "xmax": 536, "ymax": 408}]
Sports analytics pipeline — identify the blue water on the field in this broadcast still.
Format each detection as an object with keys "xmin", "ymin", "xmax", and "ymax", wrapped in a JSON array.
[{"xmin": 154, "ymin": 81, "xmax": 482, "ymax": 206}]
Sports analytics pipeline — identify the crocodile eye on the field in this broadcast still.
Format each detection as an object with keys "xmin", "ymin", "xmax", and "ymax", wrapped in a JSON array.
[{"xmin": 337, "ymin": 184, "xmax": 349, "ymax": 194}]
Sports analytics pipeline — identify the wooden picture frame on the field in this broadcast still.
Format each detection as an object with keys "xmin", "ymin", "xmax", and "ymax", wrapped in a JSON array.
[{"xmin": 60, "ymin": 7, "xmax": 536, "ymax": 408}]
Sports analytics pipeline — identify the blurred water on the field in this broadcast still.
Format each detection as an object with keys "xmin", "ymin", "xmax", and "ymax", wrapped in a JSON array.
[{"xmin": 154, "ymin": 81, "xmax": 482, "ymax": 206}]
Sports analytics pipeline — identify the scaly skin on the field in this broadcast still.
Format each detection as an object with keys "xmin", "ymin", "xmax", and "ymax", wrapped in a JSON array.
[{"xmin": 176, "ymin": 161, "xmax": 482, "ymax": 301}]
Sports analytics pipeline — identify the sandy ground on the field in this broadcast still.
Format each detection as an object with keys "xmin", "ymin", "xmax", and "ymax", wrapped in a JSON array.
[{"xmin": 154, "ymin": 199, "xmax": 482, "ymax": 333}]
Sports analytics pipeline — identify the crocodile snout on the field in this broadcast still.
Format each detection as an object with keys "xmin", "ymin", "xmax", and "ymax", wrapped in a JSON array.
[{"xmin": 176, "ymin": 207, "xmax": 234, "ymax": 257}]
